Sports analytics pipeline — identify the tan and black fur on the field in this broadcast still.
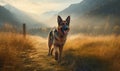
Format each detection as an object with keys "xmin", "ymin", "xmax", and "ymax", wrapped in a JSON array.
[{"xmin": 48, "ymin": 15, "xmax": 70, "ymax": 62}]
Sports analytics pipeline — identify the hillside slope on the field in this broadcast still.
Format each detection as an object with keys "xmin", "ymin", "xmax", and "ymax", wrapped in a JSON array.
[
  {"xmin": 60, "ymin": 0, "xmax": 120, "ymax": 16},
  {"xmin": 59, "ymin": 0, "xmax": 120, "ymax": 35},
  {"xmin": 4, "ymin": 4, "xmax": 46, "ymax": 29},
  {"xmin": 0, "ymin": 5, "xmax": 18, "ymax": 26}
]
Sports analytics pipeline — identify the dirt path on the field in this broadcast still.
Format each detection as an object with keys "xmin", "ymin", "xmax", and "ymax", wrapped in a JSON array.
[{"xmin": 22, "ymin": 36, "xmax": 67, "ymax": 71}]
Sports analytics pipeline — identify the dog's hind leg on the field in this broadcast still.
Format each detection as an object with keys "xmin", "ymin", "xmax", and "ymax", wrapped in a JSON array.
[
  {"xmin": 48, "ymin": 31, "xmax": 53, "ymax": 56},
  {"xmin": 48, "ymin": 43, "xmax": 52, "ymax": 56},
  {"xmin": 50, "ymin": 47, "xmax": 54, "ymax": 55}
]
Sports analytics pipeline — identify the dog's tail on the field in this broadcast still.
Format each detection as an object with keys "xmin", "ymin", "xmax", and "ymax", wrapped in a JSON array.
[{"xmin": 48, "ymin": 30, "xmax": 54, "ymax": 47}]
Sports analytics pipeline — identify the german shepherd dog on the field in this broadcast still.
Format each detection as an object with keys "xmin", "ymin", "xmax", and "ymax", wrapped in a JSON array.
[{"xmin": 48, "ymin": 15, "xmax": 70, "ymax": 62}]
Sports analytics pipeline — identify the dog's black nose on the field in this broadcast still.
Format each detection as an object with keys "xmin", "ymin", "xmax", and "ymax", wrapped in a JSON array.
[
  {"xmin": 65, "ymin": 27, "xmax": 68, "ymax": 30},
  {"xmin": 63, "ymin": 26, "xmax": 69, "ymax": 30}
]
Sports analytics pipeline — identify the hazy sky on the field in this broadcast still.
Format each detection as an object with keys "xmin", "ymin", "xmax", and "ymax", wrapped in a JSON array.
[{"xmin": 0, "ymin": 0, "xmax": 83, "ymax": 15}]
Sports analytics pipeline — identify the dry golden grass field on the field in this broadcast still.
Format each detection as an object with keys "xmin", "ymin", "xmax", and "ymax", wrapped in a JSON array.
[
  {"xmin": 63, "ymin": 35, "xmax": 120, "ymax": 71},
  {"xmin": 0, "ymin": 32, "xmax": 120, "ymax": 71},
  {"xmin": 0, "ymin": 32, "xmax": 33, "ymax": 71}
]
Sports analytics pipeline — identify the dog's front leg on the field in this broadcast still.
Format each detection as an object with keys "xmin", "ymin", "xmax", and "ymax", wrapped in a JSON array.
[
  {"xmin": 54, "ymin": 46, "xmax": 59, "ymax": 61},
  {"xmin": 58, "ymin": 46, "xmax": 63, "ymax": 63}
]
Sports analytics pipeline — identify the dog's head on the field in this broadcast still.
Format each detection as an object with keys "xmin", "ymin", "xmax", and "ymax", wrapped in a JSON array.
[{"xmin": 57, "ymin": 15, "xmax": 70, "ymax": 35}]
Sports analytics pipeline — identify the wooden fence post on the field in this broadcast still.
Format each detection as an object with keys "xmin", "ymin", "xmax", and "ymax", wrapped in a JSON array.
[{"xmin": 23, "ymin": 23, "xmax": 26, "ymax": 37}]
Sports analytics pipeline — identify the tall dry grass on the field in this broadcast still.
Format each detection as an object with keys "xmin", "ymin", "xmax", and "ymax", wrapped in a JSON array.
[
  {"xmin": 62, "ymin": 35, "xmax": 120, "ymax": 71},
  {"xmin": 0, "ymin": 32, "xmax": 33, "ymax": 71}
]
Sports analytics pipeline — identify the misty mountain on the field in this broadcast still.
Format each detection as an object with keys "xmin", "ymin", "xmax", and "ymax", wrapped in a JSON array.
[
  {"xmin": 39, "ymin": 11, "xmax": 58, "ymax": 26},
  {"xmin": 87, "ymin": 0, "xmax": 120, "ymax": 16},
  {"xmin": 4, "ymin": 4, "xmax": 46, "ymax": 29},
  {"xmin": 59, "ymin": 0, "xmax": 120, "ymax": 35},
  {"xmin": 42, "ymin": 11, "xmax": 58, "ymax": 16},
  {"xmin": 60, "ymin": 0, "xmax": 120, "ymax": 16},
  {"xmin": 0, "ymin": 5, "xmax": 18, "ymax": 26}
]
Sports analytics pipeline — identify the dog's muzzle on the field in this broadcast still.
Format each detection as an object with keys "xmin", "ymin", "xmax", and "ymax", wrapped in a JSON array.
[{"xmin": 62, "ymin": 25, "xmax": 69, "ymax": 35}]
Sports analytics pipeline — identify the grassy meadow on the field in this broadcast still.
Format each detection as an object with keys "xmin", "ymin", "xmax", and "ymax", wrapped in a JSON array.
[
  {"xmin": 0, "ymin": 32, "xmax": 33, "ymax": 71},
  {"xmin": 0, "ymin": 30, "xmax": 120, "ymax": 71},
  {"xmin": 0, "ymin": 0, "xmax": 120, "ymax": 71},
  {"xmin": 62, "ymin": 35, "xmax": 120, "ymax": 71}
]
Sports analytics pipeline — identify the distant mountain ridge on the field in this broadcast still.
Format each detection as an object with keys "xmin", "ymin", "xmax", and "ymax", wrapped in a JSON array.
[
  {"xmin": 42, "ymin": 11, "xmax": 58, "ymax": 16},
  {"xmin": 0, "ymin": 5, "xmax": 18, "ymax": 26},
  {"xmin": 39, "ymin": 11, "xmax": 58, "ymax": 26},
  {"xmin": 60, "ymin": 0, "xmax": 120, "ymax": 16},
  {"xmin": 59, "ymin": 0, "xmax": 120, "ymax": 35},
  {"xmin": 0, "ymin": 4, "xmax": 46, "ymax": 29},
  {"xmin": 4, "ymin": 4, "xmax": 46, "ymax": 28}
]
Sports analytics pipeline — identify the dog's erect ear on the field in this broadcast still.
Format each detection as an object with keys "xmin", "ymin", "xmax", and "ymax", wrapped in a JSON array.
[
  {"xmin": 66, "ymin": 16, "xmax": 70, "ymax": 26},
  {"xmin": 57, "ymin": 15, "xmax": 62, "ymax": 26}
]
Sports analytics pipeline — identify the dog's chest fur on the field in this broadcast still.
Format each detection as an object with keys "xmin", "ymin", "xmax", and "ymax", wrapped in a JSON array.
[{"xmin": 52, "ymin": 29, "xmax": 67, "ymax": 47}]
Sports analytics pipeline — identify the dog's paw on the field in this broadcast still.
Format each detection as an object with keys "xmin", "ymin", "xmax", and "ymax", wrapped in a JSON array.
[
  {"xmin": 47, "ymin": 53, "xmax": 51, "ymax": 56},
  {"xmin": 58, "ymin": 59, "xmax": 61, "ymax": 63},
  {"xmin": 55, "ymin": 56, "xmax": 58, "ymax": 60},
  {"xmin": 55, "ymin": 52, "xmax": 58, "ymax": 60},
  {"xmin": 55, "ymin": 57, "xmax": 58, "ymax": 61}
]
